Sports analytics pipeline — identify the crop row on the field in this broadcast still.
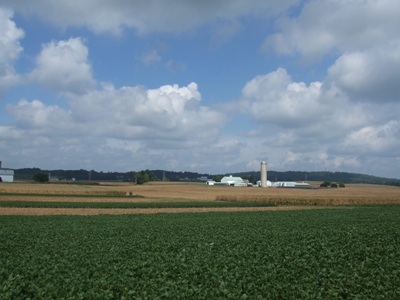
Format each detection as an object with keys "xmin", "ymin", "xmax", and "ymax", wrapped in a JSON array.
[
  {"xmin": 216, "ymin": 194, "xmax": 400, "ymax": 205},
  {"xmin": 1, "ymin": 206, "xmax": 400, "ymax": 299}
]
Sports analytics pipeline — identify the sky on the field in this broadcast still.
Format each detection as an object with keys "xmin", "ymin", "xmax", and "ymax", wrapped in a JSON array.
[{"xmin": 0, "ymin": 0, "xmax": 399, "ymax": 178}]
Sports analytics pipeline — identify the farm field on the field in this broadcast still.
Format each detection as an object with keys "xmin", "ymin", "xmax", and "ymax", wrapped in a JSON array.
[
  {"xmin": 1, "ymin": 182, "xmax": 399, "ymax": 298},
  {"xmin": 0, "ymin": 181, "xmax": 399, "ymax": 216},
  {"xmin": 1, "ymin": 206, "xmax": 400, "ymax": 299}
]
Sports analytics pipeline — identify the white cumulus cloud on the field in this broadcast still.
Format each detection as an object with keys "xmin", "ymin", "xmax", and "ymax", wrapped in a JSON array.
[
  {"xmin": 242, "ymin": 68, "xmax": 326, "ymax": 127},
  {"xmin": 264, "ymin": 0, "xmax": 400, "ymax": 60},
  {"xmin": 3, "ymin": 82, "xmax": 228, "ymax": 171},
  {"xmin": 341, "ymin": 121, "xmax": 400, "ymax": 155},
  {"xmin": 0, "ymin": 8, "xmax": 24, "ymax": 95},
  {"xmin": 239, "ymin": 67, "xmax": 400, "ymax": 177},
  {"xmin": 6, "ymin": 99, "xmax": 72, "ymax": 132},
  {"xmin": 29, "ymin": 37, "xmax": 95, "ymax": 94},
  {"xmin": 326, "ymin": 43, "xmax": 400, "ymax": 103}
]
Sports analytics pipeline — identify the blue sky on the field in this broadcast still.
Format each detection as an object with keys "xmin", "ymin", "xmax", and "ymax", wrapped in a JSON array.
[{"xmin": 1, "ymin": 0, "xmax": 399, "ymax": 178}]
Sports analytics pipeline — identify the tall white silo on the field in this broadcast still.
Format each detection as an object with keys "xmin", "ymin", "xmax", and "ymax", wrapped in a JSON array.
[{"xmin": 260, "ymin": 161, "xmax": 267, "ymax": 187}]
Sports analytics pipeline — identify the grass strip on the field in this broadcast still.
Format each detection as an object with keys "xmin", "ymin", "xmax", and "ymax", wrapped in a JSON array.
[{"xmin": 216, "ymin": 195, "xmax": 400, "ymax": 205}]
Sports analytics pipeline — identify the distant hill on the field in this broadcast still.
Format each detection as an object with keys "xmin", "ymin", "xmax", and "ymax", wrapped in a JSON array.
[
  {"xmin": 230, "ymin": 170, "xmax": 400, "ymax": 187},
  {"xmin": 14, "ymin": 168, "xmax": 135, "ymax": 182},
  {"xmin": 13, "ymin": 168, "xmax": 400, "ymax": 187}
]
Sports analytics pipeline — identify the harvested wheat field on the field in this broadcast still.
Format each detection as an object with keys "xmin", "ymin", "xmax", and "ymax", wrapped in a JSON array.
[{"xmin": 0, "ymin": 181, "xmax": 399, "ymax": 215}]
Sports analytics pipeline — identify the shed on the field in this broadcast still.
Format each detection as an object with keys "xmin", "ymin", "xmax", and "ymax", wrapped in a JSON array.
[
  {"xmin": 272, "ymin": 181, "xmax": 297, "ymax": 188},
  {"xmin": 271, "ymin": 181, "xmax": 311, "ymax": 188}
]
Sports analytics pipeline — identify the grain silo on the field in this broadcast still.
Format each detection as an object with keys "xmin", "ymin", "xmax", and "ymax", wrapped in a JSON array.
[{"xmin": 260, "ymin": 161, "xmax": 267, "ymax": 188}]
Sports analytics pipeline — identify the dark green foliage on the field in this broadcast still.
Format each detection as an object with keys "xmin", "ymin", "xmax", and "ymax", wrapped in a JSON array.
[
  {"xmin": 151, "ymin": 170, "xmax": 210, "ymax": 182},
  {"xmin": 16, "ymin": 168, "xmax": 136, "ymax": 182},
  {"xmin": 212, "ymin": 175, "xmax": 223, "ymax": 182},
  {"xmin": 32, "ymin": 172, "xmax": 49, "ymax": 183},
  {"xmin": 135, "ymin": 169, "xmax": 158, "ymax": 184},
  {"xmin": 320, "ymin": 181, "xmax": 343, "ymax": 188},
  {"xmin": 240, "ymin": 174, "xmax": 256, "ymax": 184},
  {"xmin": 1, "ymin": 206, "xmax": 400, "ymax": 299},
  {"xmin": 320, "ymin": 181, "xmax": 331, "ymax": 187}
]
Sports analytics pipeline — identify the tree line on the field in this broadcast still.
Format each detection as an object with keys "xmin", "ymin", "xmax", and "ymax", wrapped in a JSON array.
[{"xmin": 14, "ymin": 167, "xmax": 400, "ymax": 186}]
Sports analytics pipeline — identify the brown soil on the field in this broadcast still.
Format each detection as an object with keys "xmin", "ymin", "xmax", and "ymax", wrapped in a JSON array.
[{"xmin": 0, "ymin": 206, "xmax": 328, "ymax": 216}]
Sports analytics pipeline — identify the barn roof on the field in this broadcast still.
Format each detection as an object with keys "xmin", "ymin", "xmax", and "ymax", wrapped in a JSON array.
[
  {"xmin": 0, "ymin": 169, "xmax": 14, "ymax": 175},
  {"xmin": 221, "ymin": 175, "xmax": 244, "ymax": 182}
]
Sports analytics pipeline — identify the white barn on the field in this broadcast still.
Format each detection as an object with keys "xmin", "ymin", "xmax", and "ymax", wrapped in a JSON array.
[
  {"xmin": 220, "ymin": 175, "xmax": 246, "ymax": 187},
  {"xmin": 0, "ymin": 169, "xmax": 14, "ymax": 182}
]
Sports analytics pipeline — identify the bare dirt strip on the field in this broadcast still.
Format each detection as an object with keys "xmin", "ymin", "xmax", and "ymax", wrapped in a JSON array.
[{"xmin": 0, "ymin": 206, "xmax": 330, "ymax": 216}]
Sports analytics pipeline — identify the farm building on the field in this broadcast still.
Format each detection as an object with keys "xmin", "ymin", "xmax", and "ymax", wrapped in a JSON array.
[
  {"xmin": 220, "ymin": 175, "xmax": 247, "ymax": 187},
  {"xmin": 0, "ymin": 161, "xmax": 14, "ymax": 182},
  {"xmin": 256, "ymin": 180, "xmax": 272, "ymax": 187},
  {"xmin": 272, "ymin": 181, "xmax": 311, "ymax": 188}
]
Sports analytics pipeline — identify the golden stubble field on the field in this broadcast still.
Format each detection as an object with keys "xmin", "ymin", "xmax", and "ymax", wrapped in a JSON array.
[{"xmin": 0, "ymin": 181, "xmax": 399, "ymax": 215}]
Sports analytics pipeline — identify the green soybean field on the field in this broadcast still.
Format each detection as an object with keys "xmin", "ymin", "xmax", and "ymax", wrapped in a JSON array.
[{"xmin": 1, "ymin": 205, "xmax": 399, "ymax": 299}]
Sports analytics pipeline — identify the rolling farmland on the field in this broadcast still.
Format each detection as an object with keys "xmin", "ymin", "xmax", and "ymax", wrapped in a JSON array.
[
  {"xmin": 1, "ymin": 181, "xmax": 399, "ymax": 207},
  {"xmin": 0, "ymin": 182, "xmax": 400, "ymax": 298}
]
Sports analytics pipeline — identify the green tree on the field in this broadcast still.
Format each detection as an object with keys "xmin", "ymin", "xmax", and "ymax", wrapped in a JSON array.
[
  {"xmin": 320, "ymin": 181, "xmax": 331, "ymax": 188},
  {"xmin": 135, "ymin": 170, "xmax": 157, "ymax": 185},
  {"xmin": 212, "ymin": 175, "xmax": 223, "ymax": 182},
  {"xmin": 33, "ymin": 172, "xmax": 49, "ymax": 183}
]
